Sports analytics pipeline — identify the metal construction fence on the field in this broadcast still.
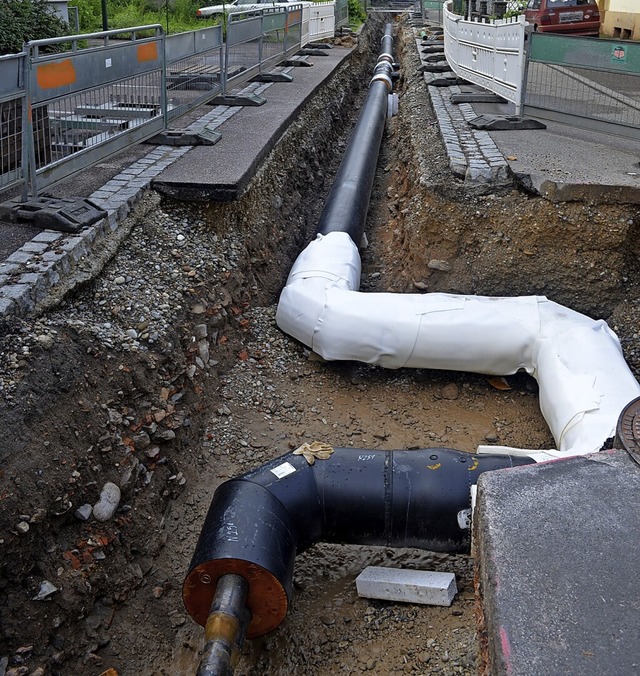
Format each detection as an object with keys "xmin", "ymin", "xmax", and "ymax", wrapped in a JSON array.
[
  {"xmin": 166, "ymin": 25, "xmax": 224, "ymax": 122},
  {"xmin": 423, "ymin": 1, "xmax": 444, "ymax": 25},
  {"xmin": 335, "ymin": 0, "xmax": 349, "ymax": 29},
  {"xmin": 225, "ymin": 5, "xmax": 302, "ymax": 91},
  {"xmin": 24, "ymin": 26, "xmax": 166, "ymax": 197},
  {"xmin": 443, "ymin": 1, "xmax": 640, "ymax": 140},
  {"xmin": 0, "ymin": 0, "xmax": 348, "ymax": 200},
  {"xmin": 303, "ymin": 1, "xmax": 337, "ymax": 45},
  {"xmin": 0, "ymin": 53, "xmax": 27, "ymax": 194},
  {"xmin": 443, "ymin": 1, "xmax": 526, "ymax": 110},
  {"xmin": 523, "ymin": 33, "xmax": 640, "ymax": 140}
]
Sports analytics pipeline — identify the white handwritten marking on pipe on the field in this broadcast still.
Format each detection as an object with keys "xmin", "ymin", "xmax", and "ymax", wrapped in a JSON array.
[{"xmin": 223, "ymin": 523, "xmax": 239, "ymax": 542}]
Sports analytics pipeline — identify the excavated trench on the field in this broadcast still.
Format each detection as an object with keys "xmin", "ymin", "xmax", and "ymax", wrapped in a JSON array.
[{"xmin": 1, "ymin": 13, "xmax": 640, "ymax": 676}]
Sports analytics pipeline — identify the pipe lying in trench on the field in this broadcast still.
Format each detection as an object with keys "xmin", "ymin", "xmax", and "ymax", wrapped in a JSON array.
[
  {"xmin": 184, "ymin": 447, "xmax": 532, "ymax": 670},
  {"xmin": 184, "ymin": 22, "xmax": 640, "ymax": 673}
]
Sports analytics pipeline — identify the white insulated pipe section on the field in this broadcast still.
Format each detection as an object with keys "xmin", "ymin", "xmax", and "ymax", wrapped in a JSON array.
[{"xmin": 276, "ymin": 231, "xmax": 640, "ymax": 461}]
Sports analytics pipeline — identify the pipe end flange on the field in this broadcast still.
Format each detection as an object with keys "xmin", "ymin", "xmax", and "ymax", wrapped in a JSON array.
[{"xmin": 183, "ymin": 558, "xmax": 289, "ymax": 638}]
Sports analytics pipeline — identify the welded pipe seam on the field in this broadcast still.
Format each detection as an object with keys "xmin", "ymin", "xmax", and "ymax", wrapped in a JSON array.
[{"xmin": 370, "ymin": 72, "xmax": 393, "ymax": 90}]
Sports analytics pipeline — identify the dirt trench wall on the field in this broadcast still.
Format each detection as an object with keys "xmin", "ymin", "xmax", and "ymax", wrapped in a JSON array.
[
  {"xmin": 380, "ymin": 19, "xmax": 640, "ymax": 324},
  {"xmin": 0, "ymin": 17, "xmax": 390, "ymax": 673}
]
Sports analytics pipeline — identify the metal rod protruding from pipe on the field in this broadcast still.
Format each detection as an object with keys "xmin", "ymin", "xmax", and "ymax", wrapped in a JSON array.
[{"xmin": 196, "ymin": 574, "xmax": 251, "ymax": 676}]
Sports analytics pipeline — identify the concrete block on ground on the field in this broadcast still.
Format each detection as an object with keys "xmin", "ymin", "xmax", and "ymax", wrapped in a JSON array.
[{"xmin": 355, "ymin": 566, "xmax": 457, "ymax": 606}]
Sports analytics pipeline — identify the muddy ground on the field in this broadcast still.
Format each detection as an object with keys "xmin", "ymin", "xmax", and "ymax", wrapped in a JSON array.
[{"xmin": 1, "ymin": 13, "xmax": 640, "ymax": 676}]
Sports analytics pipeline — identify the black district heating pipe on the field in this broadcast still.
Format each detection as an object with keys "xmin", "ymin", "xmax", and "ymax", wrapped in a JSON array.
[
  {"xmin": 316, "ymin": 24, "xmax": 395, "ymax": 243},
  {"xmin": 183, "ymin": 449, "xmax": 532, "ymax": 645},
  {"xmin": 183, "ymin": 24, "xmax": 533, "ymax": 675}
]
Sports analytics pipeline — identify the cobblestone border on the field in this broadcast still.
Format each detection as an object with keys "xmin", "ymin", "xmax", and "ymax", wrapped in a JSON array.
[
  {"xmin": 0, "ymin": 74, "xmax": 287, "ymax": 319},
  {"xmin": 415, "ymin": 38, "xmax": 511, "ymax": 194}
]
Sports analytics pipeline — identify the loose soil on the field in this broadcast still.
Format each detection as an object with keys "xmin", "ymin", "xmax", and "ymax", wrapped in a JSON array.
[{"xmin": 1, "ymin": 14, "xmax": 640, "ymax": 676}]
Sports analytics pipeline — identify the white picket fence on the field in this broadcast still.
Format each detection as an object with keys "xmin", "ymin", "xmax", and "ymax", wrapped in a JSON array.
[
  {"xmin": 303, "ymin": 1, "xmax": 337, "ymax": 45},
  {"xmin": 443, "ymin": 0, "xmax": 526, "ymax": 112}
]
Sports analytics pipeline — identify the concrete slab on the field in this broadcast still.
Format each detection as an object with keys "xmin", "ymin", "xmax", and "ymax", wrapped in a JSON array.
[
  {"xmin": 475, "ymin": 450, "xmax": 640, "ymax": 676},
  {"xmin": 152, "ymin": 47, "xmax": 354, "ymax": 202},
  {"xmin": 356, "ymin": 566, "xmax": 457, "ymax": 606},
  {"xmin": 470, "ymin": 100, "xmax": 640, "ymax": 203}
]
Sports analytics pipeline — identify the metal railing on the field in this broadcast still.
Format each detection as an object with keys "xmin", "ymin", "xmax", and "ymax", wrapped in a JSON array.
[
  {"xmin": 443, "ymin": 1, "xmax": 526, "ymax": 111},
  {"xmin": 1, "ymin": 0, "xmax": 349, "ymax": 200},
  {"xmin": 166, "ymin": 25, "xmax": 224, "ymax": 121},
  {"xmin": 523, "ymin": 33, "xmax": 640, "ymax": 140},
  {"xmin": 23, "ymin": 26, "xmax": 166, "ymax": 197},
  {"xmin": 0, "ymin": 53, "xmax": 27, "ymax": 194}
]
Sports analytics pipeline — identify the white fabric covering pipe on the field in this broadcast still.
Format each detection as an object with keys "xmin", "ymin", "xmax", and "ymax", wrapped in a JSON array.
[{"xmin": 276, "ymin": 232, "xmax": 640, "ymax": 461}]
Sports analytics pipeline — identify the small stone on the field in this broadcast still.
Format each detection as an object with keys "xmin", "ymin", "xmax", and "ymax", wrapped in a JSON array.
[
  {"xmin": 75, "ymin": 504, "xmax": 93, "ymax": 521},
  {"xmin": 320, "ymin": 615, "xmax": 335, "ymax": 626},
  {"xmin": 145, "ymin": 445, "xmax": 161, "ymax": 459},
  {"xmin": 93, "ymin": 482, "xmax": 121, "ymax": 522},
  {"xmin": 153, "ymin": 429, "xmax": 175, "ymax": 442},
  {"xmin": 194, "ymin": 324, "xmax": 208, "ymax": 340},
  {"xmin": 132, "ymin": 431, "xmax": 151, "ymax": 450},
  {"xmin": 15, "ymin": 521, "xmax": 29, "ymax": 534},
  {"xmin": 170, "ymin": 614, "xmax": 186, "ymax": 628},
  {"xmin": 413, "ymin": 280, "xmax": 428, "ymax": 291},
  {"xmin": 33, "ymin": 580, "xmax": 59, "ymax": 601},
  {"xmin": 441, "ymin": 383, "xmax": 459, "ymax": 400},
  {"xmin": 35, "ymin": 334, "xmax": 54, "ymax": 349},
  {"xmin": 125, "ymin": 329, "xmax": 138, "ymax": 340},
  {"xmin": 114, "ymin": 276, "xmax": 126, "ymax": 285},
  {"xmin": 428, "ymin": 259, "xmax": 451, "ymax": 272},
  {"xmin": 152, "ymin": 586, "xmax": 164, "ymax": 599},
  {"xmin": 485, "ymin": 432, "xmax": 499, "ymax": 443}
]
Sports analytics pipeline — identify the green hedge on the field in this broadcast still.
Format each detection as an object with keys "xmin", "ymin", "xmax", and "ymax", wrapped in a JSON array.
[{"xmin": 0, "ymin": 0, "xmax": 68, "ymax": 55}]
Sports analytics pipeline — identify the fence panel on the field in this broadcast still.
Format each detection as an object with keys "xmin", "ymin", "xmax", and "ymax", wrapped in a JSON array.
[
  {"xmin": 523, "ymin": 33, "xmax": 640, "ymax": 140},
  {"xmin": 0, "ymin": 53, "xmax": 27, "ymax": 194},
  {"xmin": 423, "ymin": 1, "xmax": 444, "ymax": 25},
  {"xmin": 335, "ymin": 0, "xmax": 349, "ymax": 30},
  {"xmin": 225, "ymin": 13, "xmax": 264, "ymax": 88},
  {"xmin": 307, "ymin": 1, "xmax": 336, "ymax": 43},
  {"xmin": 165, "ymin": 25, "xmax": 224, "ymax": 121},
  {"xmin": 443, "ymin": 1, "xmax": 526, "ymax": 110},
  {"xmin": 225, "ymin": 6, "xmax": 301, "ymax": 91},
  {"xmin": 284, "ymin": 6, "xmax": 304, "ymax": 56},
  {"xmin": 25, "ymin": 26, "xmax": 165, "ymax": 195}
]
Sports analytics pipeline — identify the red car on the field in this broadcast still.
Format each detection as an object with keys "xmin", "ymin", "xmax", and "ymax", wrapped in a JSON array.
[{"xmin": 524, "ymin": 0, "xmax": 600, "ymax": 36}]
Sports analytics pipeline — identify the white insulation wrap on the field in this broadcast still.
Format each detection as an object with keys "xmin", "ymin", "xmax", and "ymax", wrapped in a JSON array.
[{"xmin": 276, "ymin": 232, "xmax": 640, "ymax": 461}]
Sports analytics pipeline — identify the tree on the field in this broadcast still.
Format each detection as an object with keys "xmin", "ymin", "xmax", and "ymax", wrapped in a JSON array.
[{"xmin": 0, "ymin": 0, "xmax": 68, "ymax": 55}]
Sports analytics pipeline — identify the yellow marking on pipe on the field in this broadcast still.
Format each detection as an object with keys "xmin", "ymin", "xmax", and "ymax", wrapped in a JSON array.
[
  {"xmin": 137, "ymin": 42, "xmax": 159, "ymax": 63},
  {"xmin": 36, "ymin": 60, "xmax": 76, "ymax": 90},
  {"xmin": 427, "ymin": 463, "xmax": 441, "ymax": 470},
  {"xmin": 205, "ymin": 612, "xmax": 239, "ymax": 644},
  {"xmin": 468, "ymin": 458, "xmax": 479, "ymax": 471}
]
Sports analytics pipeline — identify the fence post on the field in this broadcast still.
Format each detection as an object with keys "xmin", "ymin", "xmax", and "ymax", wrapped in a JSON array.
[
  {"xmin": 160, "ymin": 28, "xmax": 168, "ymax": 130},
  {"xmin": 518, "ymin": 24, "xmax": 532, "ymax": 118},
  {"xmin": 21, "ymin": 43, "xmax": 37, "ymax": 200}
]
